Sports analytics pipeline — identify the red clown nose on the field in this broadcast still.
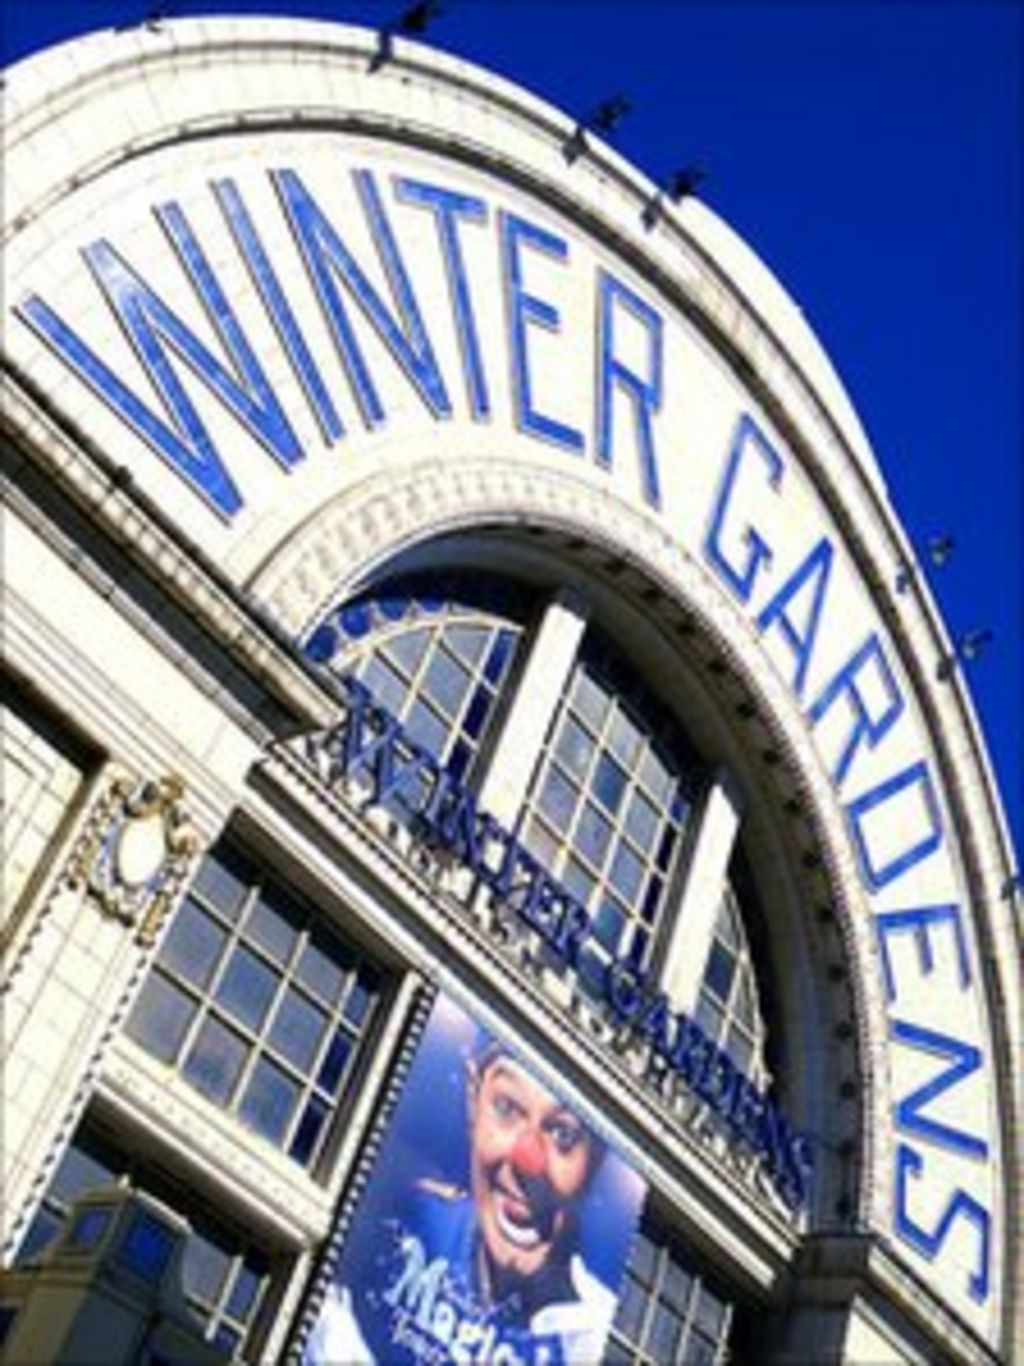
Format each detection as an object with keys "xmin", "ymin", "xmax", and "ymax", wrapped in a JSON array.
[{"xmin": 509, "ymin": 1128, "xmax": 547, "ymax": 1177}]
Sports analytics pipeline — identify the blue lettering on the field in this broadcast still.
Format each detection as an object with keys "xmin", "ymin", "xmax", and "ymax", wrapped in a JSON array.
[
  {"xmin": 808, "ymin": 633, "xmax": 903, "ymax": 787},
  {"xmin": 847, "ymin": 759, "xmax": 943, "ymax": 889},
  {"xmin": 634, "ymin": 991, "xmax": 674, "ymax": 1057},
  {"xmin": 17, "ymin": 196, "xmax": 316, "ymax": 523},
  {"xmin": 596, "ymin": 271, "xmax": 663, "ymax": 507},
  {"xmin": 604, "ymin": 960, "xmax": 645, "ymax": 1023},
  {"xmin": 17, "ymin": 288, "xmax": 243, "ymax": 519},
  {"xmin": 215, "ymin": 176, "xmax": 344, "ymax": 445},
  {"xmin": 275, "ymin": 167, "xmax": 451, "ymax": 425},
  {"xmin": 892, "ymin": 1020, "xmax": 988, "ymax": 1159},
  {"xmin": 704, "ymin": 413, "xmax": 784, "ymax": 601},
  {"xmin": 395, "ymin": 177, "xmax": 491, "ymax": 420},
  {"xmin": 875, "ymin": 904, "xmax": 972, "ymax": 1001},
  {"xmin": 894, "ymin": 1143, "xmax": 990, "ymax": 1302},
  {"xmin": 500, "ymin": 212, "xmax": 584, "ymax": 452},
  {"xmin": 756, "ymin": 536, "xmax": 834, "ymax": 699}
]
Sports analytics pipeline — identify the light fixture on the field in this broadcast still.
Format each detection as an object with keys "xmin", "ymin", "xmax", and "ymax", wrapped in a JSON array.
[
  {"xmin": 936, "ymin": 627, "xmax": 994, "ymax": 680},
  {"xmin": 563, "ymin": 94, "xmax": 632, "ymax": 162}
]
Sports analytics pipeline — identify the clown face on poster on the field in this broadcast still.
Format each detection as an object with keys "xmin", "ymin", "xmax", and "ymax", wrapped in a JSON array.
[{"xmin": 302, "ymin": 994, "xmax": 646, "ymax": 1365}]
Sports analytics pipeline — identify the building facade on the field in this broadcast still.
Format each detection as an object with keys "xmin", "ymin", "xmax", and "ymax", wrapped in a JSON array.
[{"xmin": 2, "ymin": 17, "xmax": 1020, "ymax": 1363}]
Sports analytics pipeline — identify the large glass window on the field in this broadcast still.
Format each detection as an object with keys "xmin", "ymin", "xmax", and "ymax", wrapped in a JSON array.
[
  {"xmin": 305, "ymin": 572, "xmax": 530, "ymax": 785},
  {"xmin": 694, "ymin": 886, "xmax": 769, "ymax": 1084},
  {"xmin": 16, "ymin": 1124, "xmax": 274, "ymax": 1357},
  {"xmin": 606, "ymin": 1222, "xmax": 734, "ymax": 1365},
  {"xmin": 126, "ymin": 841, "xmax": 381, "ymax": 1172},
  {"xmin": 520, "ymin": 637, "xmax": 700, "ymax": 973}
]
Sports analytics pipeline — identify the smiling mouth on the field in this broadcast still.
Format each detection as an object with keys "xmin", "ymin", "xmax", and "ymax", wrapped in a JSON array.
[{"xmin": 492, "ymin": 1188, "xmax": 550, "ymax": 1250}]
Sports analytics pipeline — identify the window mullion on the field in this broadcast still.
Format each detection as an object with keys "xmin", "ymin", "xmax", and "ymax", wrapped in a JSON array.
[
  {"xmin": 658, "ymin": 768, "xmax": 744, "ymax": 1014},
  {"xmin": 475, "ymin": 589, "xmax": 589, "ymax": 827}
]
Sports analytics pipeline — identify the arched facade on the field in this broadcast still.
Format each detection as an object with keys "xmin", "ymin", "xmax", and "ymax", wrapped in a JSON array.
[{"xmin": 2, "ymin": 17, "xmax": 1019, "ymax": 1364}]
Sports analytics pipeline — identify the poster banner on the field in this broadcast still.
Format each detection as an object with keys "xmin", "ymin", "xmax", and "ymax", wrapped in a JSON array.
[{"xmin": 303, "ymin": 993, "xmax": 647, "ymax": 1365}]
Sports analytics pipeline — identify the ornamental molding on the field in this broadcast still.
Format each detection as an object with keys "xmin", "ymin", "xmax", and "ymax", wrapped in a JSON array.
[{"xmin": 66, "ymin": 770, "xmax": 199, "ymax": 946}]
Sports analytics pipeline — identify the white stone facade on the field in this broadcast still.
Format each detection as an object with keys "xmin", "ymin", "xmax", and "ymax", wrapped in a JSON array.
[{"xmin": 2, "ymin": 17, "xmax": 1020, "ymax": 1364}]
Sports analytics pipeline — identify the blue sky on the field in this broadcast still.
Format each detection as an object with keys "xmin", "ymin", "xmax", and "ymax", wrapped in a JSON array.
[{"xmin": 4, "ymin": 0, "xmax": 1020, "ymax": 863}]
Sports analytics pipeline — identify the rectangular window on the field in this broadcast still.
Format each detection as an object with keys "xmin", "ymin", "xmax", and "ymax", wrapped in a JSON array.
[
  {"xmin": 606, "ymin": 1221, "xmax": 734, "ymax": 1364},
  {"xmin": 16, "ymin": 1123, "xmax": 276, "ymax": 1355},
  {"xmin": 125, "ymin": 840, "xmax": 383, "ymax": 1173}
]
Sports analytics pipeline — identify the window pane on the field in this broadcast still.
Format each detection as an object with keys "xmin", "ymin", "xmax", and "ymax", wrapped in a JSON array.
[
  {"xmin": 183, "ymin": 1017, "xmax": 248, "ymax": 1104},
  {"xmin": 572, "ymin": 671, "xmax": 609, "ymax": 728},
  {"xmin": 317, "ymin": 1027, "xmax": 353, "ymax": 1094},
  {"xmin": 359, "ymin": 653, "xmax": 407, "ymax": 717},
  {"xmin": 662, "ymin": 1259, "xmax": 691, "ymax": 1310},
  {"xmin": 524, "ymin": 816, "xmax": 559, "ymax": 867},
  {"xmin": 127, "ymin": 974, "xmax": 196, "ymax": 1063},
  {"xmin": 383, "ymin": 627, "xmax": 430, "ymax": 676},
  {"xmin": 695, "ymin": 994, "xmax": 724, "ymax": 1044},
  {"xmin": 604, "ymin": 1338, "xmax": 632, "ymax": 1365},
  {"xmin": 639, "ymin": 749, "xmax": 673, "ymax": 804},
  {"xmin": 270, "ymin": 988, "xmax": 328, "ymax": 1073},
  {"xmin": 687, "ymin": 1332, "xmax": 718, "ymax": 1366},
  {"xmin": 296, "ymin": 933, "xmax": 348, "ymax": 1004},
  {"xmin": 423, "ymin": 648, "xmax": 471, "ymax": 717},
  {"xmin": 51, "ymin": 1142, "xmax": 117, "ymax": 1204},
  {"xmin": 116, "ymin": 1210, "xmax": 175, "ymax": 1283},
  {"xmin": 629, "ymin": 1232, "xmax": 658, "ymax": 1286},
  {"xmin": 159, "ymin": 900, "xmax": 227, "ymax": 990},
  {"xmin": 345, "ymin": 973, "xmax": 376, "ymax": 1026},
  {"xmin": 616, "ymin": 1273, "xmax": 647, "ymax": 1338},
  {"xmin": 462, "ymin": 686, "xmax": 491, "ymax": 741},
  {"xmin": 593, "ymin": 754, "xmax": 627, "ymax": 814},
  {"xmin": 289, "ymin": 1094, "xmax": 331, "ymax": 1167},
  {"xmin": 694, "ymin": 1285, "xmax": 729, "ymax": 1337},
  {"xmin": 650, "ymin": 1302, "xmax": 683, "ymax": 1360},
  {"xmin": 448, "ymin": 740, "xmax": 472, "ymax": 782},
  {"xmin": 215, "ymin": 946, "xmax": 280, "ymax": 1032},
  {"xmin": 609, "ymin": 842, "xmax": 645, "ymax": 901},
  {"xmin": 562, "ymin": 858, "xmax": 596, "ymax": 906},
  {"xmin": 405, "ymin": 697, "xmax": 448, "ymax": 759},
  {"xmin": 240, "ymin": 1057, "xmax": 300, "ymax": 1146},
  {"xmin": 640, "ymin": 875, "xmax": 663, "ymax": 925},
  {"xmin": 182, "ymin": 1230, "xmax": 231, "ymax": 1302},
  {"xmin": 247, "ymin": 891, "xmax": 301, "ymax": 965},
  {"xmin": 446, "ymin": 624, "xmax": 489, "ymax": 668},
  {"xmin": 576, "ymin": 802, "xmax": 613, "ymax": 866},
  {"xmin": 704, "ymin": 941, "xmax": 736, "ymax": 1004},
  {"xmin": 539, "ymin": 765, "xmax": 577, "ymax": 832},
  {"xmin": 482, "ymin": 629, "xmax": 516, "ymax": 685},
  {"xmin": 609, "ymin": 709, "xmax": 642, "ymax": 765},
  {"xmin": 555, "ymin": 716, "xmax": 594, "ymax": 779},
  {"xmin": 18, "ymin": 1208, "xmax": 63, "ymax": 1263},
  {"xmin": 625, "ymin": 791, "xmax": 659, "ymax": 851},
  {"xmin": 191, "ymin": 848, "xmax": 251, "ymax": 920},
  {"xmin": 226, "ymin": 1259, "xmax": 266, "ymax": 1321},
  {"xmin": 593, "ymin": 898, "xmax": 625, "ymax": 954}
]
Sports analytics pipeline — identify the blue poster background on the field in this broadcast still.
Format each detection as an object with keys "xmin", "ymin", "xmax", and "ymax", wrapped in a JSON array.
[{"xmin": 303, "ymin": 993, "xmax": 646, "ymax": 1365}]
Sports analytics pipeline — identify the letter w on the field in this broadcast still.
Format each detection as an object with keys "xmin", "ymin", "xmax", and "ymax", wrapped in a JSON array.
[
  {"xmin": 17, "ymin": 202, "xmax": 304, "ymax": 519},
  {"xmin": 891, "ymin": 1019, "xmax": 988, "ymax": 1159}
]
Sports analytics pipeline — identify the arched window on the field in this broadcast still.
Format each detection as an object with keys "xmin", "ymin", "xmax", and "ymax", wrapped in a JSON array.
[
  {"xmin": 518, "ymin": 632, "xmax": 700, "ymax": 974},
  {"xmin": 694, "ymin": 885, "xmax": 770, "ymax": 1084},
  {"xmin": 306, "ymin": 572, "xmax": 530, "ymax": 786},
  {"xmin": 302, "ymin": 560, "xmax": 778, "ymax": 1144}
]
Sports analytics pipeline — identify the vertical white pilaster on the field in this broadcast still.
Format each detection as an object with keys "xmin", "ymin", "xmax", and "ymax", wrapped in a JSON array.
[
  {"xmin": 477, "ymin": 590, "xmax": 588, "ymax": 828},
  {"xmin": 659, "ymin": 767, "xmax": 744, "ymax": 1013}
]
